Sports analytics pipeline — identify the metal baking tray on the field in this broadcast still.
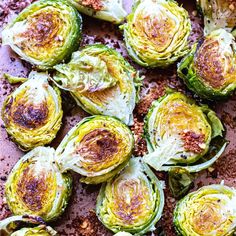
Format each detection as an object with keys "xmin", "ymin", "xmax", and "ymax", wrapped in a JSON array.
[{"xmin": 0, "ymin": 0, "xmax": 236, "ymax": 235}]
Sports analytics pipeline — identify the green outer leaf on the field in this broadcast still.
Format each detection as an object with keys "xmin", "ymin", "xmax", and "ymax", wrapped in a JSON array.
[
  {"xmin": 5, "ymin": 147, "xmax": 72, "ymax": 222},
  {"xmin": 121, "ymin": 0, "xmax": 191, "ymax": 67},
  {"xmin": 96, "ymin": 157, "xmax": 165, "ymax": 235},
  {"xmin": 55, "ymin": 115, "xmax": 134, "ymax": 184},
  {"xmin": 2, "ymin": 0, "xmax": 82, "ymax": 70},
  {"xmin": 67, "ymin": 0, "xmax": 127, "ymax": 24},
  {"xmin": 3, "ymin": 73, "xmax": 28, "ymax": 84},
  {"xmin": 168, "ymin": 168, "xmax": 195, "ymax": 199},
  {"xmin": 177, "ymin": 32, "xmax": 236, "ymax": 100},
  {"xmin": 143, "ymin": 91, "xmax": 226, "ymax": 172},
  {"xmin": 173, "ymin": 184, "xmax": 236, "ymax": 236}
]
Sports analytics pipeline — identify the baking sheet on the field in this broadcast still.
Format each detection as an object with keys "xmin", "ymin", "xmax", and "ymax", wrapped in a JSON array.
[{"xmin": 0, "ymin": 0, "xmax": 236, "ymax": 235}]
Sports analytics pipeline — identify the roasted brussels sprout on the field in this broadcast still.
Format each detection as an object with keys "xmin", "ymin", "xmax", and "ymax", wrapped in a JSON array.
[
  {"xmin": 53, "ymin": 44, "xmax": 141, "ymax": 125},
  {"xmin": 174, "ymin": 184, "xmax": 236, "ymax": 235},
  {"xmin": 197, "ymin": 0, "xmax": 236, "ymax": 35},
  {"xmin": 0, "ymin": 215, "xmax": 57, "ymax": 236},
  {"xmin": 56, "ymin": 115, "xmax": 134, "ymax": 184},
  {"xmin": 5, "ymin": 147, "xmax": 72, "ymax": 222},
  {"xmin": 2, "ymin": 0, "xmax": 82, "ymax": 69},
  {"xmin": 121, "ymin": 0, "xmax": 191, "ymax": 67},
  {"xmin": 178, "ymin": 29, "xmax": 236, "ymax": 100},
  {"xmin": 144, "ymin": 92, "xmax": 227, "ymax": 172},
  {"xmin": 2, "ymin": 72, "xmax": 63, "ymax": 151},
  {"xmin": 66, "ymin": 0, "xmax": 127, "ymax": 24},
  {"xmin": 96, "ymin": 158, "xmax": 164, "ymax": 235}
]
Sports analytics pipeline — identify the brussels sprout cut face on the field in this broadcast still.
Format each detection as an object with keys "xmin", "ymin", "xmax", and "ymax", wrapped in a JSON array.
[
  {"xmin": 174, "ymin": 184, "xmax": 236, "ymax": 236},
  {"xmin": 178, "ymin": 29, "xmax": 236, "ymax": 100},
  {"xmin": 53, "ymin": 44, "xmax": 140, "ymax": 125},
  {"xmin": 197, "ymin": 0, "xmax": 236, "ymax": 35},
  {"xmin": 2, "ymin": 0, "xmax": 82, "ymax": 69},
  {"xmin": 144, "ymin": 92, "xmax": 226, "ymax": 172},
  {"xmin": 2, "ymin": 72, "xmax": 63, "ymax": 151},
  {"xmin": 5, "ymin": 147, "xmax": 72, "ymax": 222},
  {"xmin": 56, "ymin": 116, "xmax": 134, "ymax": 184},
  {"xmin": 96, "ymin": 158, "xmax": 164, "ymax": 235},
  {"xmin": 67, "ymin": 0, "xmax": 127, "ymax": 24},
  {"xmin": 121, "ymin": 0, "xmax": 191, "ymax": 67}
]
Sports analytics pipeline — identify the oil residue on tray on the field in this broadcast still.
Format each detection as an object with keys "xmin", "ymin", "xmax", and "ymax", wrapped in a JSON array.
[{"xmin": 1, "ymin": 1, "xmax": 236, "ymax": 236}]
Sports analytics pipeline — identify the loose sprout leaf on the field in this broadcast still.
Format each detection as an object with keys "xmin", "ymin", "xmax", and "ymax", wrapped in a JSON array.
[
  {"xmin": 174, "ymin": 184, "xmax": 236, "ymax": 235},
  {"xmin": 121, "ymin": 0, "xmax": 191, "ymax": 67},
  {"xmin": 55, "ymin": 115, "xmax": 134, "ymax": 184},
  {"xmin": 197, "ymin": 0, "xmax": 236, "ymax": 35},
  {"xmin": 5, "ymin": 147, "xmax": 72, "ymax": 222},
  {"xmin": 53, "ymin": 51, "xmax": 117, "ymax": 93},
  {"xmin": 159, "ymin": 137, "xmax": 228, "ymax": 172},
  {"xmin": 178, "ymin": 29, "xmax": 236, "ymax": 100},
  {"xmin": 67, "ymin": 0, "xmax": 127, "ymax": 24},
  {"xmin": 143, "ymin": 92, "xmax": 226, "ymax": 172},
  {"xmin": 52, "ymin": 44, "xmax": 141, "ymax": 125},
  {"xmin": 1, "ymin": 71, "xmax": 63, "ymax": 151},
  {"xmin": 1, "ymin": 0, "xmax": 82, "ymax": 69},
  {"xmin": 3, "ymin": 73, "xmax": 28, "ymax": 84},
  {"xmin": 168, "ymin": 168, "xmax": 195, "ymax": 199},
  {"xmin": 96, "ymin": 158, "xmax": 165, "ymax": 235}
]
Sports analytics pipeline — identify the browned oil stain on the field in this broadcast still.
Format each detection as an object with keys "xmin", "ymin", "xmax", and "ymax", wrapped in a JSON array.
[{"xmin": 0, "ymin": 1, "xmax": 236, "ymax": 236}]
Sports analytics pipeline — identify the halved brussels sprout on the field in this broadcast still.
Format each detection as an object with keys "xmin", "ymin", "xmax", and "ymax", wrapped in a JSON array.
[
  {"xmin": 66, "ymin": 0, "xmax": 127, "ymax": 24},
  {"xmin": 0, "ymin": 215, "xmax": 57, "ymax": 236},
  {"xmin": 53, "ymin": 44, "xmax": 141, "ymax": 125},
  {"xmin": 2, "ymin": 72, "xmax": 63, "ymax": 151},
  {"xmin": 55, "ymin": 115, "xmax": 134, "ymax": 184},
  {"xmin": 96, "ymin": 158, "xmax": 165, "ymax": 235},
  {"xmin": 143, "ymin": 92, "xmax": 226, "ymax": 172},
  {"xmin": 5, "ymin": 147, "xmax": 72, "ymax": 222},
  {"xmin": 197, "ymin": 0, "xmax": 236, "ymax": 35},
  {"xmin": 174, "ymin": 184, "xmax": 236, "ymax": 235},
  {"xmin": 1, "ymin": 0, "xmax": 82, "ymax": 69},
  {"xmin": 178, "ymin": 29, "xmax": 236, "ymax": 100},
  {"xmin": 121, "ymin": 0, "xmax": 191, "ymax": 67}
]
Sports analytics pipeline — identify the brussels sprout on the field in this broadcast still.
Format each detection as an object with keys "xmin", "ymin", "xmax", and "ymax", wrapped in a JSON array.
[
  {"xmin": 2, "ymin": 72, "xmax": 63, "ymax": 151},
  {"xmin": 55, "ymin": 115, "xmax": 134, "ymax": 184},
  {"xmin": 178, "ymin": 29, "xmax": 236, "ymax": 100},
  {"xmin": 96, "ymin": 158, "xmax": 165, "ymax": 235},
  {"xmin": 66, "ymin": 0, "xmax": 127, "ymax": 24},
  {"xmin": 1, "ymin": 0, "xmax": 82, "ymax": 69},
  {"xmin": 174, "ymin": 184, "xmax": 236, "ymax": 236},
  {"xmin": 5, "ymin": 147, "xmax": 72, "ymax": 222},
  {"xmin": 197, "ymin": 0, "xmax": 236, "ymax": 35},
  {"xmin": 121, "ymin": 0, "xmax": 191, "ymax": 67},
  {"xmin": 143, "ymin": 92, "xmax": 227, "ymax": 172},
  {"xmin": 53, "ymin": 44, "xmax": 141, "ymax": 125}
]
